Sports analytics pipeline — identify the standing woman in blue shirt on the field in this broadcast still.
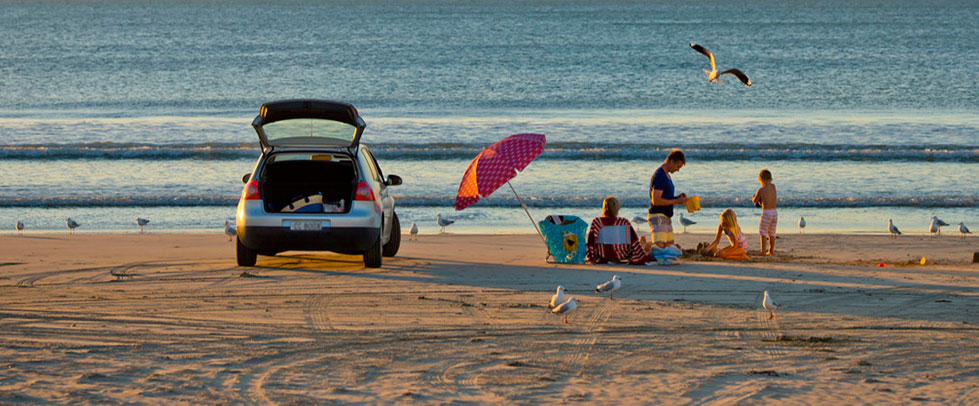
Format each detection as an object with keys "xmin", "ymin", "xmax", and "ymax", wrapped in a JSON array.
[{"xmin": 648, "ymin": 149, "xmax": 688, "ymax": 248}]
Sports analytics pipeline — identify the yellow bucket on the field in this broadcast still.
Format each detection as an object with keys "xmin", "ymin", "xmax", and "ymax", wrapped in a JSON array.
[{"xmin": 685, "ymin": 195, "xmax": 701, "ymax": 213}]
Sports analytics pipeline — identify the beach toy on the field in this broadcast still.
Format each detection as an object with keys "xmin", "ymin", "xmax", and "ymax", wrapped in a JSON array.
[
  {"xmin": 877, "ymin": 262, "xmax": 887, "ymax": 267},
  {"xmin": 920, "ymin": 257, "xmax": 927, "ymax": 265},
  {"xmin": 685, "ymin": 195, "xmax": 701, "ymax": 213}
]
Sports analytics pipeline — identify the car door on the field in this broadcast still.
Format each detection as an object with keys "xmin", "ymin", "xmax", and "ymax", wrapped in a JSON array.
[{"xmin": 362, "ymin": 147, "xmax": 394, "ymax": 237}]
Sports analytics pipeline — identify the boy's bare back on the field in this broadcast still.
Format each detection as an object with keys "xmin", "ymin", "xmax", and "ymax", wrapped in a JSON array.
[{"xmin": 755, "ymin": 183, "xmax": 777, "ymax": 209}]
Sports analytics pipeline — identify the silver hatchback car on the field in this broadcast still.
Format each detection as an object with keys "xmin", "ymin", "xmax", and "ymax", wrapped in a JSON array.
[{"xmin": 235, "ymin": 99, "xmax": 402, "ymax": 268}]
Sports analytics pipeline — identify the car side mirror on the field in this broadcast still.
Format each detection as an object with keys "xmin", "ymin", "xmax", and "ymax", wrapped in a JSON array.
[
  {"xmin": 242, "ymin": 173, "xmax": 251, "ymax": 184},
  {"xmin": 386, "ymin": 174, "xmax": 402, "ymax": 186}
]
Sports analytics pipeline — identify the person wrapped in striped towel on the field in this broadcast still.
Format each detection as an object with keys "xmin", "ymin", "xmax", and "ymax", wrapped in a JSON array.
[{"xmin": 586, "ymin": 197, "xmax": 654, "ymax": 265}]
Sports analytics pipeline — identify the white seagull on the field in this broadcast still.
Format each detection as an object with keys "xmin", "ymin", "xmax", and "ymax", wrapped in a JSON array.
[
  {"xmin": 551, "ymin": 296, "xmax": 577, "ymax": 324},
  {"xmin": 224, "ymin": 220, "xmax": 236, "ymax": 242},
  {"xmin": 137, "ymin": 217, "xmax": 150, "ymax": 233},
  {"xmin": 888, "ymin": 219, "xmax": 902, "ymax": 238},
  {"xmin": 15, "ymin": 221, "xmax": 24, "ymax": 235},
  {"xmin": 959, "ymin": 222, "xmax": 971, "ymax": 237},
  {"xmin": 762, "ymin": 290, "xmax": 779, "ymax": 319},
  {"xmin": 928, "ymin": 217, "xmax": 941, "ymax": 237},
  {"xmin": 689, "ymin": 43, "xmax": 752, "ymax": 86},
  {"xmin": 409, "ymin": 222, "xmax": 419, "ymax": 240},
  {"xmin": 931, "ymin": 216, "xmax": 949, "ymax": 235},
  {"xmin": 595, "ymin": 274, "xmax": 622, "ymax": 300},
  {"xmin": 436, "ymin": 213, "xmax": 454, "ymax": 233},
  {"xmin": 678, "ymin": 213, "xmax": 696, "ymax": 233},
  {"xmin": 549, "ymin": 285, "xmax": 567, "ymax": 309},
  {"xmin": 798, "ymin": 216, "xmax": 806, "ymax": 233},
  {"xmin": 65, "ymin": 218, "xmax": 80, "ymax": 235}
]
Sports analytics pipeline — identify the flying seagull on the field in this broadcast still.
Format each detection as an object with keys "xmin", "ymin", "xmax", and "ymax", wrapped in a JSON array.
[
  {"xmin": 65, "ymin": 218, "xmax": 80, "ymax": 235},
  {"xmin": 798, "ymin": 216, "xmax": 806, "ymax": 233},
  {"xmin": 551, "ymin": 296, "xmax": 577, "ymax": 324},
  {"xmin": 689, "ymin": 43, "xmax": 752, "ymax": 86},
  {"xmin": 549, "ymin": 285, "xmax": 567, "ymax": 309},
  {"xmin": 15, "ymin": 221, "xmax": 24, "ymax": 235},
  {"xmin": 888, "ymin": 219, "xmax": 902, "ymax": 238},
  {"xmin": 959, "ymin": 222, "xmax": 971, "ymax": 237},
  {"xmin": 409, "ymin": 222, "xmax": 419, "ymax": 240},
  {"xmin": 678, "ymin": 213, "xmax": 696, "ymax": 233},
  {"xmin": 762, "ymin": 290, "xmax": 779, "ymax": 319},
  {"xmin": 595, "ymin": 274, "xmax": 622, "ymax": 300},
  {"xmin": 436, "ymin": 213, "xmax": 454, "ymax": 233},
  {"xmin": 137, "ymin": 217, "xmax": 150, "ymax": 233},
  {"xmin": 224, "ymin": 220, "xmax": 236, "ymax": 242}
]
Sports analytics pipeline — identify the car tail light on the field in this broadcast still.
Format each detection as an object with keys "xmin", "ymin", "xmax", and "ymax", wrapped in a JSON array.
[
  {"xmin": 354, "ymin": 181, "xmax": 375, "ymax": 201},
  {"xmin": 243, "ymin": 180, "xmax": 261, "ymax": 200}
]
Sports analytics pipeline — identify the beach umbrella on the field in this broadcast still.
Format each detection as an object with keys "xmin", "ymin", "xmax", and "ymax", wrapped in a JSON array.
[{"xmin": 455, "ymin": 133, "xmax": 546, "ymax": 238}]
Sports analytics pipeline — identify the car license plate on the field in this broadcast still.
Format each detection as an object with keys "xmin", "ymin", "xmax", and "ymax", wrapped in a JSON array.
[{"xmin": 289, "ymin": 220, "xmax": 323, "ymax": 231}]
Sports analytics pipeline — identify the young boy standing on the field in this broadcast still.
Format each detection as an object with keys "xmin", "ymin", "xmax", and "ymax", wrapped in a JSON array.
[{"xmin": 752, "ymin": 169, "xmax": 777, "ymax": 256}]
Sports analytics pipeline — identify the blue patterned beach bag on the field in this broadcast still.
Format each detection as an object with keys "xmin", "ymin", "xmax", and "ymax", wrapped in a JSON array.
[{"xmin": 539, "ymin": 215, "xmax": 588, "ymax": 264}]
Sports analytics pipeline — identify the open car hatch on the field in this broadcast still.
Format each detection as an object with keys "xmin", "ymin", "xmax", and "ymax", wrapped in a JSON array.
[{"xmin": 252, "ymin": 99, "xmax": 366, "ymax": 150}]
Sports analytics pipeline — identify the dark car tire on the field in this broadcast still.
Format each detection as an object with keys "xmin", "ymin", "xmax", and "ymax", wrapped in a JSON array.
[
  {"xmin": 237, "ymin": 237, "xmax": 257, "ymax": 267},
  {"xmin": 382, "ymin": 212, "xmax": 401, "ymax": 257},
  {"xmin": 363, "ymin": 232, "xmax": 383, "ymax": 268}
]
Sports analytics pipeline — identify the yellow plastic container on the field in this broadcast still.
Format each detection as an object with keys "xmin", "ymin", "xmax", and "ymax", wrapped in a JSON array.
[{"xmin": 685, "ymin": 195, "xmax": 701, "ymax": 213}]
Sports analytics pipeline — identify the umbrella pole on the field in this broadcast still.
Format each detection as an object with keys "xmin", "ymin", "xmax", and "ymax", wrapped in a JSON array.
[{"xmin": 507, "ymin": 181, "xmax": 546, "ymax": 244}]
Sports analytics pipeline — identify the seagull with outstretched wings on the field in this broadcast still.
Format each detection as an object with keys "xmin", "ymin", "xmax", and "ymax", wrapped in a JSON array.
[{"xmin": 689, "ymin": 43, "xmax": 752, "ymax": 86}]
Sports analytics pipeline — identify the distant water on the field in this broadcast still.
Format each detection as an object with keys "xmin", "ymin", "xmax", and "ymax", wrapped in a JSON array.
[{"xmin": 1, "ymin": 0, "xmax": 977, "ymax": 234}]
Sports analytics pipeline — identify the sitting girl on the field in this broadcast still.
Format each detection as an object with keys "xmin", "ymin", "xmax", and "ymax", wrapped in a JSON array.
[
  {"xmin": 703, "ymin": 209, "xmax": 750, "ymax": 260},
  {"xmin": 586, "ymin": 196, "xmax": 653, "ymax": 265}
]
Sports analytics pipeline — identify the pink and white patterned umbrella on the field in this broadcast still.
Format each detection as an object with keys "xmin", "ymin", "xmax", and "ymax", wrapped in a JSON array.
[{"xmin": 454, "ymin": 133, "xmax": 546, "ymax": 211}]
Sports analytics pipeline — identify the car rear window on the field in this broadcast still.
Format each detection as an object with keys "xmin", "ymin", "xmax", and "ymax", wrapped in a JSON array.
[
  {"xmin": 269, "ymin": 152, "xmax": 352, "ymax": 163},
  {"xmin": 262, "ymin": 119, "xmax": 357, "ymax": 146}
]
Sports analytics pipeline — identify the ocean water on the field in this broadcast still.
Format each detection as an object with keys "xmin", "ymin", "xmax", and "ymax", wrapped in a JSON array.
[{"xmin": 1, "ymin": 0, "xmax": 977, "ymax": 235}]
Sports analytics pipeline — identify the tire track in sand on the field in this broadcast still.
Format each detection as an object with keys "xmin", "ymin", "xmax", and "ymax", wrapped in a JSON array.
[{"xmin": 565, "ymin": 297, "xmax": 617, "ymax": 376}]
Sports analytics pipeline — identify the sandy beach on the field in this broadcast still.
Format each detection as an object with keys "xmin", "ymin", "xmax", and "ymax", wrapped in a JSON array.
[{"xmin": 1, "ymin": 231, "xmax": 977, "ymax": 404}]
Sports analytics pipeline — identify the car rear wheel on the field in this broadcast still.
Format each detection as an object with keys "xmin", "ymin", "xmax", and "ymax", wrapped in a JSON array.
[
  {"xmin": 236, "ymin": 237, "xmax": 257, "ymax": 266},
  {"xmin": 383, "ymin": 212, "xmax": 401, "ymax": 257},
  {"xmin": 363, "ymin": 232, "xmax": 382, "ymax": 268}
]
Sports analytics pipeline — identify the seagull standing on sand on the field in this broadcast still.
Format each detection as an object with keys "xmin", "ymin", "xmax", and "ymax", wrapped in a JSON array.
[
  {"xmin": 595, "ymin": 275, "xmax": 622, "ymax": 300},
  {"xmin": 959, "ymin": 222, "xmax": 971, "ymax": 237},
  {"xmin": 224, "ymin": 220, "xmax": 236, "ymax": 241},
  {"xmin": 689, "ymin": 43, "xmax": 752, "ymax": 86},
  {"xmin": 549, "ymin": 285, "xmax": 567, "ymax": 309},
  {"xmin": 137, "ymin": 217, "xmax": 150, "ymax": 233},
  {"xmin": 762, "ymin": 290, "xmax": 779, "ymax": 319},
  {"xmin": 436, "ymin": 213, "xmax": 454, "ymax": 233},
  {"xmin": 679, "ymin": 213, "xmax": 696, "ymax": 233},
  {"xmin": 65, "ymin": 218, "xmax": 80, "ymax": 235},
  {"xmin": 888, "ymin": 219, "xmax": 902, "ymax": 238},
  {"xmin": 15, "ymin": 221, "xmax": 24, "ymax": 235},
  {"xmin": 928, "ymin": 216, "xmax": 944, "ymax": 237},
  {"xmin": 931, "ymin": 216, "xmax": 949, "ymax": 235},
  {"xmin": 798, "ymin": 216, "xmax": 806, "ymax": 233},
  {"xmin": 409, "ymin": 222, "xmax": 419, "ymax": 240},
  {"xmin": 551, "ymin": 296, "xmax": 577, "ymax": 324}
]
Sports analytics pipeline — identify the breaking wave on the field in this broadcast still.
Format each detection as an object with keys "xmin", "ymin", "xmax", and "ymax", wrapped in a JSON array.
[{"xmin": 2, "ymin": 142, "xmax": 977, "ymax": 162}]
